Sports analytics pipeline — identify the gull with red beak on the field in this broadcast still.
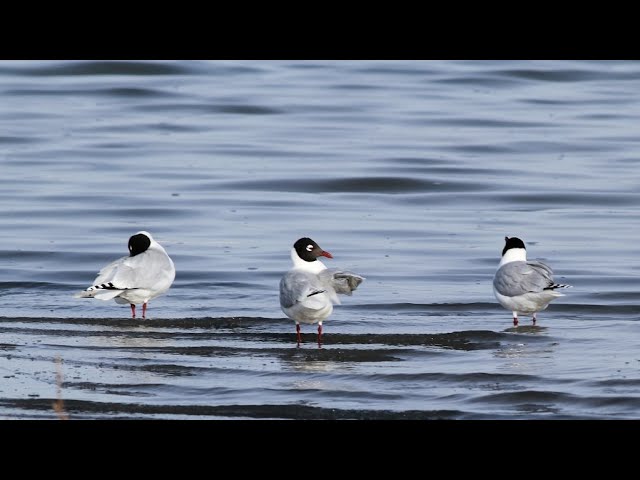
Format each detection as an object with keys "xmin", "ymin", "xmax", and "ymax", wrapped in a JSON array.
[{"xmin": 279, "ymin": 237, "xmax": 364, "ymax": 345}]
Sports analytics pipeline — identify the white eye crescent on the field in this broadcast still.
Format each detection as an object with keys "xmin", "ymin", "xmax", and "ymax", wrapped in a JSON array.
[{"xmin": 306, "ymin": 244, "xmax": 313, "ymax": 252}]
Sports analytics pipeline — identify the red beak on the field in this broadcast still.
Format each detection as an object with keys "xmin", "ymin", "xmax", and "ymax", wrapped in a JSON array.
[{"xmin": 320, "ymin": 250, "xmax": 333, "ymax": 259}]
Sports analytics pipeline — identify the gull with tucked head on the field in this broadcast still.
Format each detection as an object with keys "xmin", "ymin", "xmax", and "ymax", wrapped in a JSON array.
[{"xmin": 74, "ymin": 231, "xmax": 175, "ymax": 319}]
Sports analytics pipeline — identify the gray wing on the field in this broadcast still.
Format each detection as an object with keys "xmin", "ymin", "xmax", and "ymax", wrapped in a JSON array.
[
  {"xmin": 527, "ymin": 260, "xmax": 554, "ymax": 277},
  {"xmin": 319, "ymin": 268, "xmax": 365, "ymax": 296},
  {"xmin": 279, "ymin": 270, "xmax": 325, "ymax": 309},
  {"xmin": 92, "ymin": 255, "xmax": 129, "ymax": 285},
  {"xmin": 494, "ymin": 260, "xmax": 555, "ymax": 297},
  {"xmin": 93, "ymin": 249, "xmax": 175, "ymax": 291}
]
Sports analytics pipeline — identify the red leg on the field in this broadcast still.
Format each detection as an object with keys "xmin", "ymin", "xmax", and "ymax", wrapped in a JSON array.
[
  {"xmin": 142, "ymin": 303, "xmax": 147, "ymax": 319},
  {"xmin": 296, "ymin": 324, "xmax": 302, "ymax": 345},
  {"xmin": 130, "ymin": 304, "xmax": 136, "ymax": 318},
  {"xmin": 532, "ymin": 313, "xmax": 537, "ymax": 326},
  {"xmin": 513, "ymin": 317, "xmax": 518, "ymax": 326},
  {"xmin": 317, "ymin": 324, "xmax": 323, "ymax": 345}
]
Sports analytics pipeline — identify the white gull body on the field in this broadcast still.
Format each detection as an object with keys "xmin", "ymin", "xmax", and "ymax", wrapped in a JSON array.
[{"xmin": 74, "ymin": 231, "xmax": 175, "ymax": 318}]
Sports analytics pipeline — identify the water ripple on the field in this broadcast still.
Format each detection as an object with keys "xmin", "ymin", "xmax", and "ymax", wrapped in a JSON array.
[
  {"xmin": 221, "ymin": 177, "xmax": 485, "ymax": 193},
  {"xmin": 1, "ymin": 61, "xmax": 194, "ymax": 77}
]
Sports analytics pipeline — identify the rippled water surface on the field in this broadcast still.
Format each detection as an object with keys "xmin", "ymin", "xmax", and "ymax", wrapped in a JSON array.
[{"xmin": 1, "ymin": 60, "xmax": 639, "ymax": 419}]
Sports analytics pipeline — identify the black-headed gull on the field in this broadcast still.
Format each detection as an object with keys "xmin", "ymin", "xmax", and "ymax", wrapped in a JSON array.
[
  {"xmin": 493, "ymin": 236, "xmax": 571, "ymax": 326},
  {"xmin": 279, "ymin": 237, "xmax": 364, "ymax": 344},
  {"xmin": 74, "ymin": 231, "xmax": 175, "ymax": 318}
]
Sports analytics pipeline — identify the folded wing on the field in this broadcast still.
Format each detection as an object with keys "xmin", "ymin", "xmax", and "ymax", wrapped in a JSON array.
[
  {"xmin": 75, "ymin": 249, "xmax": 175, "ymax": 298},
  {"xmin": 494, "ymin": 260, "xmax": 555, "ymax": 297},
  {"xmin": 280, "ymin": 270, "xmax": 327, "ymax": 309}
]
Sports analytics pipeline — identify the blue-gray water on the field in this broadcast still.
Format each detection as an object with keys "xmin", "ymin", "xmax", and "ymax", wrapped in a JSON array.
[{"xmin": 0, "ymin": 60, "xmax": 639, "ymax": 419}]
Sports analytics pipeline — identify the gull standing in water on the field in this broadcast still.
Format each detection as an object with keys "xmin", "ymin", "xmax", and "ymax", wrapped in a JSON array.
[
  {"xmin": 493, "ymin": 236, "xmax": 570, "ymax": 326},
  {"xmin": 74, "ymin": 231, "xmax": 175, "ymax": 318},
  {"xmin": 280, "ymin": 237, "xmax": 364, "ymax": 345}
]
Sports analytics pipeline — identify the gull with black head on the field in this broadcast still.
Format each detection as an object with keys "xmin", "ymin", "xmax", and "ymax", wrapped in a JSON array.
[
  {"xmin": 280, "ymin": 237, "xmax": 364, "ymax": 345},
  {"xmin": 74, "ymin": 231, "xmax": 175, "ymax": 319},
  {"xmin": 493, "ymin": 236, "xmax": 570, "ymax": 326}
]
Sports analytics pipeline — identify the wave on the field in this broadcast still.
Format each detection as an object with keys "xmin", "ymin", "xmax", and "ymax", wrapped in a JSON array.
[{"xmin": 0, "ymin": 398, "xmax": 470, "ymax": 420}]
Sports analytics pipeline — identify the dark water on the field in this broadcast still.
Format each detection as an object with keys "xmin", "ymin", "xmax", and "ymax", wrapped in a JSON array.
[{"xmin": 1, "ymin": 60, "xmax": 639, "ymax": 419}]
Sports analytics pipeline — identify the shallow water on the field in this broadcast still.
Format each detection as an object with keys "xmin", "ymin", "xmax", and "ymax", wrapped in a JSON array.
[{"xmin": 0, "ymin": 60, "xmax": 639, "ymax": 419}]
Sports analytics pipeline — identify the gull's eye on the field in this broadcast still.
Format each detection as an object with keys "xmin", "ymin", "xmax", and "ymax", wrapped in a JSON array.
[{"xmin": 306, "ymin": 244, "xmax": 314, "ymax": 252}]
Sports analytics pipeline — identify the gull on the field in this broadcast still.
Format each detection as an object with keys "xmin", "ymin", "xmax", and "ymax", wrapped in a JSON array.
[
  {"xmin": 493, "ymin": 236, "xmax": 570, "ymax": 326},
  {"xmin": 279, "ymin": 237, "xmax": 364, "ymax": 344},
  {"xmin": 74, "ymin": 231, "xmax": 175, "ymax": 318}
]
